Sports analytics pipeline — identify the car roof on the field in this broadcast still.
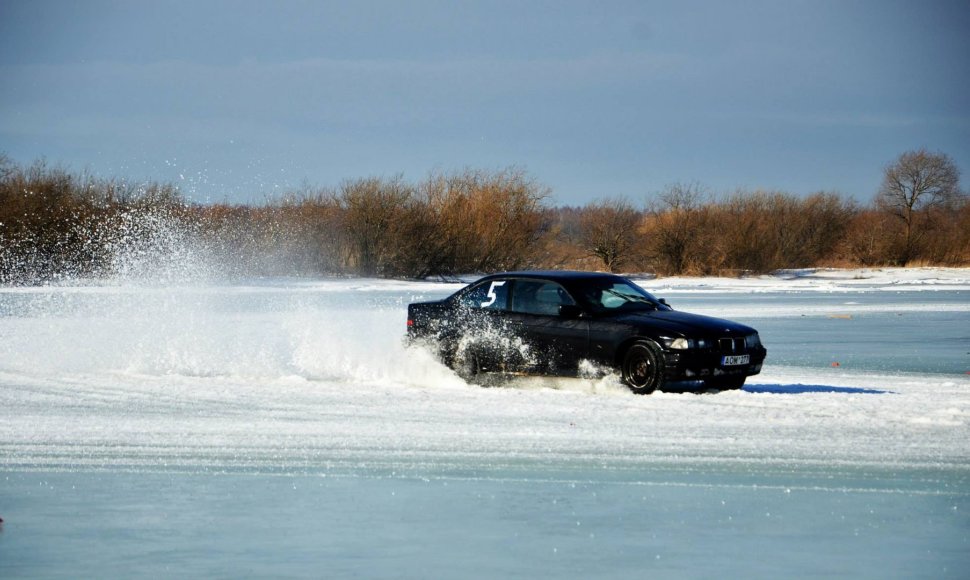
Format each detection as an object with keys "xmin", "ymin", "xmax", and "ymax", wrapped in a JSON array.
[{"xmin": 481, "ymin": 270, "xmax": 623, "ymax": 281}]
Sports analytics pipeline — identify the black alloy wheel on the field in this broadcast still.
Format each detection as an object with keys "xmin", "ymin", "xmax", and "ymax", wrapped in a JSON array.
[{"xmin": 621, "ymin": 341, "xmax": 664, "ymax": 394}]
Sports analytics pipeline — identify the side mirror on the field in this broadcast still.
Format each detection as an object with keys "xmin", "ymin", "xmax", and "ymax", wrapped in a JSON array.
[
  {"xmin": 659, "ymin": 298, "xmax": 669, "ymax": 307},
  {"xmin": 559, "ymin": 304, "xmax": 584, "ymax": 318}
]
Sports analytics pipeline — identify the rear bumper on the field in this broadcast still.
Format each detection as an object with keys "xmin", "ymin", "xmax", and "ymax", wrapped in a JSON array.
[{"xmin": 663, "ymin": 347, "xmax": 767, "ymax": 381}]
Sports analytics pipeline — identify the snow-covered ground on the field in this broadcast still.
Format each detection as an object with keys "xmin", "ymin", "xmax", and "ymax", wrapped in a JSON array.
[
  {"xmin": 642, "ymin": 266, "xmax": 970, "ymax": 293},
  {"xmin": 0, "ymin": 268, "xmax": 968, "ymax": 578}
]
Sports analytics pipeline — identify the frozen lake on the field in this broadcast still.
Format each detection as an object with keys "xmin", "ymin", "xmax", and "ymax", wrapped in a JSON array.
[{"xmin": 1, "ymin": 269, "xmax": 968, "ymax": 578}]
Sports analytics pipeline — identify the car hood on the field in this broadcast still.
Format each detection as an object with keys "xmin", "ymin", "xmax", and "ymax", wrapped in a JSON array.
[{"xmin": 613, "ymin": 309, "xmax": 755, "ymax": 336}]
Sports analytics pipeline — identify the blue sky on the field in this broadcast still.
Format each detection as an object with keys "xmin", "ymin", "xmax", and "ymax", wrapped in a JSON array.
[{"xmin": 1, "ymin": 0, "xmax": 967, "ymax": 205}]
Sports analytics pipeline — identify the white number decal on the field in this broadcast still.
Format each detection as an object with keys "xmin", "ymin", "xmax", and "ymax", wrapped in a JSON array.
[{"xmin": 481, "ymin": 281, "xmax": 506, "ymax": 308}]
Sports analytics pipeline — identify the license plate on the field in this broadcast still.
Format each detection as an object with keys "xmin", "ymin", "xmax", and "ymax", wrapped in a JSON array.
[{"xmin": 722, "ymin": 354, "xmax": 750, "ymax": 366}]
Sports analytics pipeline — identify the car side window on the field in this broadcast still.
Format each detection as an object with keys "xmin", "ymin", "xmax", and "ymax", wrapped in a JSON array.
[
  {"xmin": 459, "ymin": 279, "xmax": 510, "ymax": 310},
  {"xmin": 578, "ymin": 280, "xmax": 662, "ymax": 313},
  {"xmin": 511, "ymin": 280, "xmax": 576, "ymax": 316}
]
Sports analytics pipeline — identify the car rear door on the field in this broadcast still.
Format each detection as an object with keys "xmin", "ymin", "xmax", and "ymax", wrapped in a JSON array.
[
  {"xmin": 450, "ymin": 277, "xmax": 534, "ymax": 369},
  {"xmin": 508, "ymin": 279, "xmax": 589, "ymax": 374},
  {"xmin": 453, "ymin": 277, "xmax": 515, "ymax": 329}
]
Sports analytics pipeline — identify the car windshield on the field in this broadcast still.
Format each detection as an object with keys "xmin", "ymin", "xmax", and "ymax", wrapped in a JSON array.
[{"xmin": 576, "ymin": 279, "xmax": 668, "ymax": 314}]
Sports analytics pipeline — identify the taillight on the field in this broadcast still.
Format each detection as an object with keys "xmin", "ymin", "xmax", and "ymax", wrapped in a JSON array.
[{"xmin": 407, "ymin": 318, "xmax": 414, "ymax": 327}]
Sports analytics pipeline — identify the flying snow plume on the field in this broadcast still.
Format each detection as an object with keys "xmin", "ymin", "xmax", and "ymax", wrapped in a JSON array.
[
  {"xmin": 99, "ymin": 207, "xmax": 225, "ymax": 285},
  {"xmin": 0, "ymin": 206, "xmax": 225, "ymax": 286},
  {"xmin": 0, "ymin": 197, "xmax": 474, "ymax": 388},
  {"xmin": 0, "ymin": 278, "xmax": 468, "ymax": 391},
  {"xmin": 286, "ymin": 307, "xmax": 467, "ymax": 388}
]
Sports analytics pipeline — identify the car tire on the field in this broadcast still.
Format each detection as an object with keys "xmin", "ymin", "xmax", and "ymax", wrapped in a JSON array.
[
  {"xmin": 621, "ymin": 341, "xmax": 665, "ymax": 394},
  {"xmin": 704, "ymin": 376, "xmax": 746, "ymax": 391},
  {"xmin": 454, "ymin": 344, "xmax": 506, "ymax": 386},
  {"xmin": 455, "ymin": 348, "xmax": 483, "ymax": 381}
]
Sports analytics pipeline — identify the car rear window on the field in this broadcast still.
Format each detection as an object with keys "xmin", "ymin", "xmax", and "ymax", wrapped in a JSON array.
[{"xmin": 459, "ymin": 279, "xmax": 510, "ymax": 310}]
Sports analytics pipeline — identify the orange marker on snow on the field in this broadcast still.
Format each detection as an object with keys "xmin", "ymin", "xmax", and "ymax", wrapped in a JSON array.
[{"xmin": 831, "ymin": 362, "xmax": 841, "ymax": 367}]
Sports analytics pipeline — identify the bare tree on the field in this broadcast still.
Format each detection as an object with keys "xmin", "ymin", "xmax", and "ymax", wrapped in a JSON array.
[
  {"xmin": 794, "ymin": 192, "xmax": 857, "ymax": 264},
  {"xmin": 646, "ymin": 182, "xmax": 712, "ymax": 275},
  {"xmin": 339, "ymin": 176, "xmax": 413, "ymax": 276},
  {"xmin": 876, "ymin": 149, "xmax": 964, "ymax": 264},
  {"xmin": 0, "ymin": 153, "xmax": 14, "ymax": 182},
  {"xmin": 406, "ymin": 168, "xmax": 548, "ymax": 277},
  {"xmin": 576, "ymin": 198, "xmax": 643, "ymax": 272}
]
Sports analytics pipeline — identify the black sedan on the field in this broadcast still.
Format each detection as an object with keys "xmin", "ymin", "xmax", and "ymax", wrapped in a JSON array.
[{"xmin": 407, "ymin": 271, "xmax": 766, "ymax": 394}]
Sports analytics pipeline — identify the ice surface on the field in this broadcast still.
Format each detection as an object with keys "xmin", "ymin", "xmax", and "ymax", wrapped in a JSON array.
[{"xmin": 1, "ymin": 269, "xmax": 968, "ymax": 578}]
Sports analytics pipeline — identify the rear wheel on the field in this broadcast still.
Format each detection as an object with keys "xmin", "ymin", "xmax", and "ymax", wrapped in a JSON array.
[
  {"xmin": 453, "ymin": 344, "xmax": 507, "ymax": 387},
  {"xmin": 621, "ymin": 341, "xmax": 665, "ymax": 395},
  {"xmin": 704, "ymin": 376, "xmax": 746, "ymax": 391},
  {"xmin": 454, "ymin": 347, "xmax": 484, "ymax": 382}
]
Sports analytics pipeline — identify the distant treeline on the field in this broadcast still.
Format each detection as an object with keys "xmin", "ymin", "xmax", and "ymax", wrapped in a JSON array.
[{"xmin": 1, "ymin": 151, "xmax": 967, "ymax": 284}]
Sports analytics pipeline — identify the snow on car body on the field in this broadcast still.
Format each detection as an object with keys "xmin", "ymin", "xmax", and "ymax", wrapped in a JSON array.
[{"xmin": 407, "ymin": 271, "xmax": 767, "ymax": 393}]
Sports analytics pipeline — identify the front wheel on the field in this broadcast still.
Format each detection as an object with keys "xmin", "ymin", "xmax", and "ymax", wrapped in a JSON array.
[{"xmin": 621, "ymin": 341, "xmax": 665, "ymax": 395}]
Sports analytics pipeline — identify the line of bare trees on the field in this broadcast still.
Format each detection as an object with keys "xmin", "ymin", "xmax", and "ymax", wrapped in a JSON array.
[{"xmin": 1, "ymin": 150, "xmax": 967, "ymax": 284}]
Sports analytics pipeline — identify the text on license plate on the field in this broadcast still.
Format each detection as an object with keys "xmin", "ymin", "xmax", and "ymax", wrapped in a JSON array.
[{"xmin": 722, "ymin": 354, "xmax": 750, "ymax": 366}]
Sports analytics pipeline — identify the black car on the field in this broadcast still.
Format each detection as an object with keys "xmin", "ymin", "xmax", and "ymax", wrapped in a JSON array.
[{"xmin": 407, "ymin": 271, "xmax": 766, "ymax": 394}]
